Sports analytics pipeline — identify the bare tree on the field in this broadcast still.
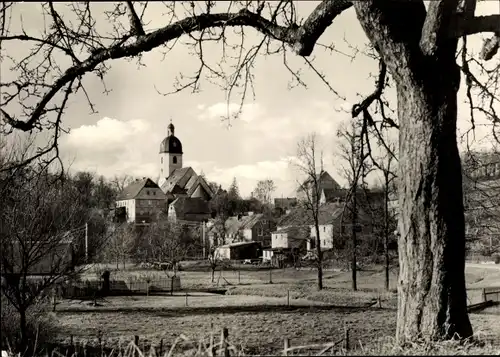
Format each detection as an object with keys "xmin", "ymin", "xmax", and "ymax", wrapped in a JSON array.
[
  {"xmin": 110, "ymin": 174, "xmax": 136, "ymax": 193},
  {"xmin": 0, "ymin": 166, "xmax": 85, "ymax": 350},
  {"xmin": 252, "ymin": 179, "xmax": 276, "ymax": 205},
  {"xmin": 3, "ymin": 0, "xmax": 500, "ymax": 342},
  {"xmin": 103, "ymin": 223, "xmax": 135, "ymax": 270},
  {"xmin": 294, "ymin": 133, "xmax": 324, "ymax": 291},
  {"xmin": 336, "ymin": 119, "xmax": 373, "ymax": 291}
]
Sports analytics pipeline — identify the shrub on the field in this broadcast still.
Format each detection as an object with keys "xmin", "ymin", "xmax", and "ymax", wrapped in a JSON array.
[
  {"xmin": 493, "ymin": 254, "xmax": 500, "ymax": 264},
  {"xmin": 0, "ymin": 294, "xmax": 57, "ymax": 354}
]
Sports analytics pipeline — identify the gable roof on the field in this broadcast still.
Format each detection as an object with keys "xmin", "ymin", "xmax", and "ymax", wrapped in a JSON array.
[
  {"xmin": 224, "ymin": 213, "xmax": 265, "ymax": 235},
  {"xmin": 170, "ymin": 197, "xmax": 210, "ymax": 216},
  {"xmin": 160, "ymin": 167, "xmax": 194, "ymax": 193},
  {"xmin": 186, "ymin": 175, "xmax": 214, "ymax": 198},
  {"xmin": 301, "ymin": 171, "xmax": 340, "ymax": 188},
  {"xmin": 277, "ymin": 207, "xmax": 313, "ymax": 227},
  {"xmin": 316, "ymin": 203, "xmax": 344, "ymax": 225},
  {"xmin": 117, "ymin": 178, "xmax": 160, "ymax": 200}
]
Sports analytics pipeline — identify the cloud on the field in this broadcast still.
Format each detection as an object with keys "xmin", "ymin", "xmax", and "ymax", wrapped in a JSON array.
[
  {"xmin": 61, "ymin": 117, "xmax": 162, "ymax": 179},
  {"xmin": 197, "ymin": 102, "xmax": 265, "ymax": 123}
]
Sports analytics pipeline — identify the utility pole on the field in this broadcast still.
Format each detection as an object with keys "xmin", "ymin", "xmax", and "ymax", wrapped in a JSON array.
[{"xmin": 85, "ymin": 222, "xmax": 88, "ymax": 263}]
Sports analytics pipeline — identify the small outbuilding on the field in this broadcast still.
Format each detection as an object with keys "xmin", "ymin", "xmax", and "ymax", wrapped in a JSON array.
[{"xmin": 215, "ymin": 241, "xmax": 262, "ymax": 261}]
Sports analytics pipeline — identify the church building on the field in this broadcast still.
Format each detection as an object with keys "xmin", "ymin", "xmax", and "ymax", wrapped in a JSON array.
[
  {"xmin": 116, "ymin": 121, "xmax": 214, "ymax": 225},
  {"xmin": 158, "ymin": 121, "xmax": 214, "ymax": 202}
]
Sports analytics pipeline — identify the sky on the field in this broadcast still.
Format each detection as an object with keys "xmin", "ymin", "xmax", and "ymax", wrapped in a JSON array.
[{"xmin": 2, "ymin": 1, "xmax": 500, "ymax": 198}]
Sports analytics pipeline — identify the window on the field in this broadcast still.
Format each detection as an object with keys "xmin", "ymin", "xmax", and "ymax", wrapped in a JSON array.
[
  {"xmin": 148, "ymin": 200, "xmax": 152, "ymax": 206},
  {"xmin": 146, "ymin": 190, "xmax": 150, "ymax": 195},
  {"xmin": 173, "ymin": 156, "xmax": 177, "ymax": 164},
  {"xmin": 161, "ymin": 157, "xmax": 163, "ymax": 164},
  {"xmin": 153, "ymin": 191, "xmax": 156, "ymax": 195},
  {"xmin": 259, "ymin": 228, "xmax": 264, "ymax": 236},
  {"xmin": 323, "ymin": 226, "xmax": 326, "ymax": 232}
]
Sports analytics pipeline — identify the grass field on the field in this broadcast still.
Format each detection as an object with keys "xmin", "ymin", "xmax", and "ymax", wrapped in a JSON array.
[{"xmin": 51, "ymin": 263, "xmax": 500, "ymax": 355}]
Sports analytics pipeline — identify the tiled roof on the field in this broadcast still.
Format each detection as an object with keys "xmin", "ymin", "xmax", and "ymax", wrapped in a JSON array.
[
  {"xmin": 277, "ymin": 207, "xmax": 313, "ymax": 227},
  {"xmin": 117, "ymin": 178, "xmax": 159, "ymax": 200},
  {"xmin": 316, "ymin": 203, "xmax": 344, "ymax": 225},
  {"xmin": 160, "ymin": 167, "xmax": 193, "ymax": 193},
  {"xmin": 273, "ymin": 226, "xmax": 310, "ymax": 240},
  {"xmin": 222, "ymin": 214, "xmax": 265, "ymax": 235},
  {"xmin": 302, "ymin": 171, "xmax": 340, "ymax": 189}
]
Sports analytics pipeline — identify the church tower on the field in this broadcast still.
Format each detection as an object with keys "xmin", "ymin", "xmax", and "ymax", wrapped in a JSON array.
[{"xmin": 158, "ymin": 121, "xmax": 183, "ymax": 187}]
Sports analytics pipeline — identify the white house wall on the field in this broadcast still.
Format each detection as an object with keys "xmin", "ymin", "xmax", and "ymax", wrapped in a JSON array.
[
  {"xmin": 271, "ymin": 232, "xmax": 289, "ymax": 249},
  {"xmin": 309, "ymin": 224, "xmax": 334, "ymax": 249}
]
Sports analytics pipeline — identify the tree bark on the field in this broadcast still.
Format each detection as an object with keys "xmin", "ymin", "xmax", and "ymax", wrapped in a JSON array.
[
  {"xmin": 314, "ymin": 219, "xmax": 323, "ymax": 291},
  {"xmin": 396, "ymin": 57, "xmax": 472, "ymax": 342},
  {"xmin": 384, "ymin": 173, "xmax": 390, "ymax": 292}
]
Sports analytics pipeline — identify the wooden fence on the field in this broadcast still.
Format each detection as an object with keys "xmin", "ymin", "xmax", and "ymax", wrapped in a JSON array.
[
  {"xmin": 59, "ymin": 277, "xmax": 181, "ymax": 299},
  {"xmin": 482, "ymin": 286, "xmax": 500, "ymax": 302},
  {"xmin": 49, "ymin": 325, "xmax": 351, "ymax": 357}
]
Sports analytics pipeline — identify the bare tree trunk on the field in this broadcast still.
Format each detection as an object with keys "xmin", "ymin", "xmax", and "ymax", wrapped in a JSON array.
[
  {"xmin": 314, "ymin": 218, "xmax": 323, "ymax": 290},
  {"xmin": 19, "ymin": 304, "xmax": 27, "ymax": 349},
  {"xmin": 384, "ymin": 174, "xmax": 390, "ymax": 292},
  {"xmin": 351, "ymin": 191, "xmax": 358, "ymax": 292},
  {"xmin": 396, "ymin": 59, "xmax": 472, "ymax": 341}
]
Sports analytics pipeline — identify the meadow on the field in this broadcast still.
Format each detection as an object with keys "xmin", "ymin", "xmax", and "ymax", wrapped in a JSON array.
[{"xmin": 50, "ymin": 262, "xmax": 500, "ymax": 355}]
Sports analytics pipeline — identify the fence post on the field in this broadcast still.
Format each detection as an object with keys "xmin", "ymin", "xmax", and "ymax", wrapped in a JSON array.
[
  {"xmin": 283, "ymin": 337, "xmax": 290, "ymax": 356},
  {"xmin": 159, "ymin": 339, "xmax": 163, "ymax": 356},
  {"xmin": 287, "ymin": 290, "xmax": 290, "ymax": 307},
  {"xmin": 134, "ymin": 335, "xmax": 139, "ymax": 357},
  {"xmin": 238, "ymin": 270, "xmax": 241, "ymax": 285},
  {"xmin": 269, "ymin": 268, "xmax": 273, "ymax": 284},
  {"xmin": 210, "ymin": 323, "xmax": 216, "ymax": 356},
  {"xmin": 171, "ymin": 276, "xmax": 174, "ymax": 296},
  {"xmin": 185, "ymin": 292, "xmax": 188, "ymax": 307},
  {"xmin": 221, "ymin": 328, "xmax": 229, "ymax": 357},
  {"xmin": 378, "ymin": 295, "xmax": 382, "ymax": 309},
  {"xmin": 482, "ymin": 288, "xmax": 486, "ymax": 302},
  {"xmin": 344, "ymin": 324, "xmax": 350, "ymax": 351}
]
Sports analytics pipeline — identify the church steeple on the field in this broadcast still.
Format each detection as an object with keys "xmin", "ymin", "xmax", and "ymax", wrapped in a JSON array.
[{"xmin": 158, "ymin": 120, "xmax": 183, "ymax": 187}]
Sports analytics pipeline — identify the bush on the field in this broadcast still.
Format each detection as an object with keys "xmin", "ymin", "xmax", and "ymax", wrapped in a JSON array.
[
  {"xmin": 493, "ymin": 254, "xmax": 500, "ymax": 264},
  {"xmin": 1, "ymin": 294, "xmax": 57, "ymax": 353}
]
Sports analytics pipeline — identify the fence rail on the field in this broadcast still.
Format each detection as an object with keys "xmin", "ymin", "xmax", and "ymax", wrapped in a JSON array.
[
  {"xmin": 59, "ymin": 277, "xmax": 181, "ymax": 299},
  {"xmin": 48, "ymin": 325, "xmax": 351, "ymax": 357}
]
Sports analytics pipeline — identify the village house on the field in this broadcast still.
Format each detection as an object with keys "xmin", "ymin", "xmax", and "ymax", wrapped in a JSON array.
[
  {"xmin": 115, "ymin": 178, "xmax": 167, "ymax": 225},
  {"xmin": 308, "ymin": 202, "xmax": 374, "ymax": 251},
  {"xmin": 296, "ymin": 170, "xmax": 341, "ymax": 202},
  {"xmin": 208, "ymin": 212, "xmax": 276, "ymax": 248},
  {"xmin": 168, "ymin": 196, "xmax": 211, "ymax": 223},
  {"xmin": 263, "ymin": 226, "xmax": 310, "ymax": 264}
]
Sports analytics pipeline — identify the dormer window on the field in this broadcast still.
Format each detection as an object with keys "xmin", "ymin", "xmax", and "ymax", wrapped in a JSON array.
[{"xmin": 173, "ymin": 156, "xmax": 177, "ymax": 164}]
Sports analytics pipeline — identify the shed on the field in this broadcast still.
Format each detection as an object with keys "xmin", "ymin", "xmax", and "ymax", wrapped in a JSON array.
[{"xmin": 215, "ymin": 241, "xmax": 262, "ymax": 261}]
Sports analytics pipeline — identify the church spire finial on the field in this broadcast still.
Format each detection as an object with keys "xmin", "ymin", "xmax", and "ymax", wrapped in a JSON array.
[{"xmin": 167, "ymin": 118, "xmax": 175, "ymax": 136}]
